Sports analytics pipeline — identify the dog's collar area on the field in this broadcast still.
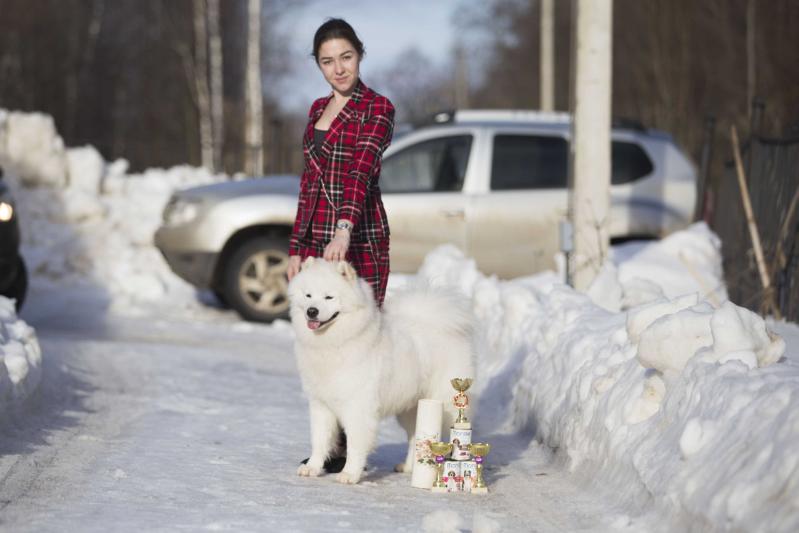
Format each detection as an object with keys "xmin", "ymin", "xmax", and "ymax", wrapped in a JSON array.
[{"xmin": 307, "ymin": 311, "xmax": 340, "ymax": 331}]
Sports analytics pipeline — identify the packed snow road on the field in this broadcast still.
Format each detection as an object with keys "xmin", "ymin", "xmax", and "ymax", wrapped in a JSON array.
[{"xmin": 0, "ymin": 287, "xmax": 626, "ymax": 532}]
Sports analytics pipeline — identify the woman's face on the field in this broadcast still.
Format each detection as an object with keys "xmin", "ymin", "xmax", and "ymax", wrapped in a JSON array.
[{"xmin": 317, "ymin": 38, "xmax": 360, "ymax": 96}]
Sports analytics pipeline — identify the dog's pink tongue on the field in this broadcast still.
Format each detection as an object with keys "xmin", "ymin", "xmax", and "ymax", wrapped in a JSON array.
[{"xmin": 307, "ymin": 320, "xmax": 321, "ymax": 330}]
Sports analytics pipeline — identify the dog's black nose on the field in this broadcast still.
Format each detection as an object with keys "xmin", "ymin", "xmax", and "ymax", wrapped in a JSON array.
[{"xmin": 307, "ymin": 307, "xmax": 319, "ymax": 319}]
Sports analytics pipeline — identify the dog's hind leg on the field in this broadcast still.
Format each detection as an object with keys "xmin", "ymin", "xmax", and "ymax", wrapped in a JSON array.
[
  {"xmin": 297, "ymin": 399, "xmax": 339, "ymax": 477},
  {"xmin": 394, "ymin": 407, "xmax": 417, "ymax": 473}
]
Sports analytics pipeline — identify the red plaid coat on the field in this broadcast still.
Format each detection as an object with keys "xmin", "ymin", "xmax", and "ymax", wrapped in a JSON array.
[{"xmin": 289, "ymin": 80, "xmax": 395, "ymax": 304}]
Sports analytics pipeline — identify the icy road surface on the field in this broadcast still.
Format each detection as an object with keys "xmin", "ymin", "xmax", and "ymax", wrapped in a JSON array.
[{"xmin": 0, "ymin": 287, "xmax": 626, "ymax": 532}]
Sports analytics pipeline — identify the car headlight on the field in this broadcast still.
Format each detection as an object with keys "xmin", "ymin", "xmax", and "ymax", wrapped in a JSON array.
[
  {"xmin": 162, "ymin": 196, "xmax": 202, "ymax": 226},
  {"xmin": 0, "ymin": 201, "xmax": 13, "ymax": 222}
]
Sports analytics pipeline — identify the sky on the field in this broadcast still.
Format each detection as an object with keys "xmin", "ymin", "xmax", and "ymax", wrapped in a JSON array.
[{"xmin": 276, "ymin": 0, "xmax": 463, "ymax": 111}]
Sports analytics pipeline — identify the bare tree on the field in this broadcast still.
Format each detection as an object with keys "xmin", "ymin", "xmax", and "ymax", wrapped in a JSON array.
[
  {"xmin": 208, "ymin": 0, "xmax": 223, "ymax": 172},
  {"xmin": 65, "ymin": 0, "xmax": 105, "ymax": 144},
  {"xmin": 193, "ymin": 0, "xmax": 214, "ymax": 170},
  {"xmin": 244, "ymin": 0, "xmax": 264, "ymax": 175}
]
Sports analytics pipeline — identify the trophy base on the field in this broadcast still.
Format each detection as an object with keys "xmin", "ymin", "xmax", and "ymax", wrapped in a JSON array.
[
  {"xmin": 453, "ymin": 422, "xmax": 472, "ymax": 430},
  {"xmin": 471, "ymin": 486, "xmax": 488, "ymax": 494},
  {"xmin": 431, "ymin": 486, "xmax": 448, "ymax": 493}
]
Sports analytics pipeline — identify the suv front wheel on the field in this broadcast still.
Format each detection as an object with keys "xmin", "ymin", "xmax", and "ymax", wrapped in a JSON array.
[{"xmin": 223, "ymin": 237, "xmax": 290, "ymax": 322}]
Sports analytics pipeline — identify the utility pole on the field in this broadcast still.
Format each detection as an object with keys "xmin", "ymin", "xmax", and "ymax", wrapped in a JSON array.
[
  {"xmin": 568, "ymin": 0, "xmax": 613, "ymax": 290},
  {"xmin": 540, "ymin": 0, "xmax": 555, "ymax": 111}
]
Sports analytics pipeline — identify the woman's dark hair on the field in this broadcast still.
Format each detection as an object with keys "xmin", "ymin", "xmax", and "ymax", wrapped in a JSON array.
[{"xmin": 312, "ymin": 18, "xmax": 365, "ymax": 62}]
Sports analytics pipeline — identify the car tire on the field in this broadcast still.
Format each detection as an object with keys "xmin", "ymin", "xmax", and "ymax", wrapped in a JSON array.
[
  {"xmin": 7, "ymin": 255, "xmax": 27, "ymax": 312},
  {"xmin": 223, "ymin": 236, "xmax": 290, "ymax": 322}
]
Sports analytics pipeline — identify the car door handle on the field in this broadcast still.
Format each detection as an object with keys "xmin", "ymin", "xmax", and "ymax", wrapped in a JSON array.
[{"xmin": 441, "ymin": 209, "xmax": 464, "ymax": 219}]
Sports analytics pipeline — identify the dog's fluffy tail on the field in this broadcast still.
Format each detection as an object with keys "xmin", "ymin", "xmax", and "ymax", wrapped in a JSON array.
[{"xmin": 384, "ymin": 285, "xmax": 478, "ymax": 430}]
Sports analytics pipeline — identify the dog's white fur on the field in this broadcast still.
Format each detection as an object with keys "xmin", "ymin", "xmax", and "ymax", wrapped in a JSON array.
[{"xmin": 289, "ymin": 257, "xmax": 475, "ymax": 484}]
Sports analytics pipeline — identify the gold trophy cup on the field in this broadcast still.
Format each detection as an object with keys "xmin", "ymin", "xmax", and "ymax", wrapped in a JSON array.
[
  {"xmin": 429, "ymin": 442, "xmax": 453, "ymax": 493},
  {"xmin": 468, "ymin": 442, "xmax": 491, "ymax": 494},
  {"xmin": 450, "ymin": 378, "xmax": 473, "ymax": 429}
]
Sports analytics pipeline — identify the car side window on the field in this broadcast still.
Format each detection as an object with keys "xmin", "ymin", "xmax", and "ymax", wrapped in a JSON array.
[
  {"xmin": 381, "ymin": 135, "xmax": 473, "ymax": 193},
  {"xmin": 611, "ymin": 141, "xmax": 654, "ymax": 184},
  {"xmin": 491, "ymin": 134, "xmax": 568, "ymax": 190}
]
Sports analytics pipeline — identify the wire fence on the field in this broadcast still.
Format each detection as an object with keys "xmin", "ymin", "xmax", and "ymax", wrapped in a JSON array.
[{"xmin": 708, "ymin": 133, "xmax": 799, "ymax": 321}]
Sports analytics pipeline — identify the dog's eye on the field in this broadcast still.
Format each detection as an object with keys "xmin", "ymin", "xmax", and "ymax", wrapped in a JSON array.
[
  {"xmin": 305, "ymin": 294, "xmax": 311, "ymax": 298},
  {"xmin": 324, "ymin": 295, "xmax": 334, "ymax": 300}
]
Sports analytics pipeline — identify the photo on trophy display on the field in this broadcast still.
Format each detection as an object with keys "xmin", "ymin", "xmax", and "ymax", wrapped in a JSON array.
[{"xmin": 443, "ymin": 461, "xmax": 461, "ymax": 493}]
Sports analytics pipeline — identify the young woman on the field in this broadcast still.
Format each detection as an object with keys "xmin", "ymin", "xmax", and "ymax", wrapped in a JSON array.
[
  {"xmin": 286, "ymin": 18, "xmax": 395, "ymax": 307},
  {"xmin": 293, "ymin": 18, "xmax": 395, "ymax": 474}
]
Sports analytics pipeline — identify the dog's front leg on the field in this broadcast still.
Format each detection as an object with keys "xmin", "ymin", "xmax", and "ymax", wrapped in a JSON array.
[
  {"xmin": 297, "ymin": 399, "xmax": 338, "ymax": 477},
  {"xmin": 336, "ymin": 409, "xmax": 378, "ymax": 484}
]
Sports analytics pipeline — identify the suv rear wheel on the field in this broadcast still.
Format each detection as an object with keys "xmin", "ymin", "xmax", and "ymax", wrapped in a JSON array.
[{"xmin": 223, "ymin": 237, "xmax": 290, "ymax": 322}]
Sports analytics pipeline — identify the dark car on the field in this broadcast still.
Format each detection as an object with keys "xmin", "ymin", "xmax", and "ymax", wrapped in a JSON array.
[{"xmin": 0, "ymin": 167, "xmax": 27, "ymax": 311}]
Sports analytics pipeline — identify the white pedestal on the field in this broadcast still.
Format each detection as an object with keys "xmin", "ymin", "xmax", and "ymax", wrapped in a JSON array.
[{"xmin": 410, "ymin": 399, "xmax": 443, "ymax": 489}]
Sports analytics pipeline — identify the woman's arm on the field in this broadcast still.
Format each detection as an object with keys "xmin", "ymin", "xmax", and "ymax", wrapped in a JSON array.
[{"xmin": 337, "ymin": 97, "xmax": 395, "ymax": 228}]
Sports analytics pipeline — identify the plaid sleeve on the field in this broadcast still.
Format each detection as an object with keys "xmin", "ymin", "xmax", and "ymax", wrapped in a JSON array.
[{"xmin": 339, "ymin": 98, "xmax": 395, "ymax": 227}]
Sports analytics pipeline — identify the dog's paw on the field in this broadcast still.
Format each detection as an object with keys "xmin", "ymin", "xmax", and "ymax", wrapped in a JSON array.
[
  {"xmin": 336, "ymin": 471, "xmax": 361, "ymax": 484},
  {"xmin": 394, "ymin": 462, "xmax": 412, "ymax": 473},
  {"xmin": 297, "ymin": 464, "xmax": 322, "ymax": 477}
]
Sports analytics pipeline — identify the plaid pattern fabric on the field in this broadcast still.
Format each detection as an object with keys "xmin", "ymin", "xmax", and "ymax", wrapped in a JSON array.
[
  {"xmin": 290, "ymin": 80, "xmax": 395, "ymax": 249},
  {"xmin": 290, "ymin": 80, "xmax": 395, "ymax": 305},
  {"xmin": 294, "ymin": 239, "xmax": 390, "ymax": 307}
]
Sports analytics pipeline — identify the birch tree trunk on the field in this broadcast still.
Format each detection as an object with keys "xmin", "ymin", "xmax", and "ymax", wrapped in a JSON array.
[
  {"xmin": 207, "ymin": 0, "xmax": 223, "ymax": 172},
  {"xmin": 245, "ymin": 0, "xmax": 264, "ymax": 175},
  {"xmin": 569, "ymin": 0, "xmax": 613, "ymax": 290},
  {"xmin": 539, "ymin": 0, "xmax": 555, "ymax": 111},
  {"xmin": 193, "ymin": 0, "xmax": 214, "ymax": 170}
]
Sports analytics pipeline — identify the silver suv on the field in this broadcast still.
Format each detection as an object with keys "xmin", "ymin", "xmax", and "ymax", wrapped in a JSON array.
[{"xmin": 155, "ymin": 110, "xmax": 697, "ymax": 322}]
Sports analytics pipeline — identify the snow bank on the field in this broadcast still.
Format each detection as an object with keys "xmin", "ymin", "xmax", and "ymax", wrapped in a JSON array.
[
  {"xmin": 0, "ymin": 108, "xmax": 225, "ymax": 314},
  {"xmin": 0, "ymin": 296, "xmax": 42, "ymax": 409},
  {"xmin": 418, "ymin": 229, "xmax": 798, "ymax": 532}
]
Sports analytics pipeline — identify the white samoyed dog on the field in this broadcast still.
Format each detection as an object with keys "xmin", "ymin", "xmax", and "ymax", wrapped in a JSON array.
[{"xmin": 289, "ymin": 257, "xmax": 475, "ymax": 484}]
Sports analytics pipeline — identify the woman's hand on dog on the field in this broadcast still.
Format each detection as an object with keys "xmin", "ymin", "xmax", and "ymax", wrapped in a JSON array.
[
  {"xmin": 323, "ymin": 229, "xmax": 350, "ymax": 262},
  {"xmin": 287, "ymin": 255, "xmax": 302, "ymax": 281}
]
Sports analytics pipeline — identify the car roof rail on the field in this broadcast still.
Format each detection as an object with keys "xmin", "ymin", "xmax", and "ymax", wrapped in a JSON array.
[
  {"xmin": 454, "ymin": 109, "xmax": 571, "ymax": 124},
  {"xmin": 421, "ymin": 109, "xmax": 659, "ymax": 136}
]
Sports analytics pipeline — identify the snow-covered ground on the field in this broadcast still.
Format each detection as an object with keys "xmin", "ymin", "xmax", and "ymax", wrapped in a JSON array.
[{"xmin": 1, "ymin": 109, "xmax": 798, "ymax": 531}]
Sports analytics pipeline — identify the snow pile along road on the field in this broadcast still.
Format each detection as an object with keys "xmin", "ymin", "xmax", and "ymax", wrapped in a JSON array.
[
  {"xmin": 0, "ymin": 296, "xmax": 41, "ymax": 409},
  {"xmin": 418, "ymin": 229, "xmax": 798, "ymax": 532},
  {"xmin": 0, "ymin": 109, "xmax": 226, "ymax": 315}
]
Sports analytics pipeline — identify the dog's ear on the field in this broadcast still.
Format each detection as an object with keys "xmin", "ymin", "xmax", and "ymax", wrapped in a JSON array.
[
  {"xmin": 301, "ymin": 256, "xmax": 316, "ymax": 270},
  {"xmin": 336, "ymin": 261, "xmax": 358, "ymax": 282}
]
